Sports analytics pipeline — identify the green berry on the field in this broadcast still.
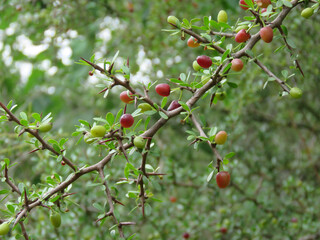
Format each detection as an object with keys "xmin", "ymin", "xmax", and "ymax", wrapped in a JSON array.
[
  {"xmin": 193, "ymin": 61, "xmax": 202, "ymax": 72},
  {"xmin": 290, "ymin": 87, "xmax": 302, "ymax": 99},
  {"xmin": 50, "ymin": 212, "xmax": 61, "ymax": 228},
  {"xmin": 201, "ymin": 75, "xmax": 211, "ymax": 84},
  {"xmin": 216, "ymin": 91, "xmax": 227, "ymax": 100},
  {"xmin": 235, "ymin": 25, "xmax": 249, "ymax": 32},
  {"xmin": 138, "ymin": 103, "xmax": 153, "ymax": 113},
  {"xmin": 90, "ymin": 125, "xmax": 106, "ymax": 137},
  {"xmin": 0, "ymin": 222, "xmax": 10, "ymax": 235},
  {"xmin": 38, "ymin": 122, "xmax": 53, "ymax": 132},
  {"xmin": 301, "ymin": 8, "xmax": 314, "ymax": 19},
  {"xmin": 217, "ymin": 10, "xmax": 228, "ymax": 23},
  {"xmin": 84, "ymin": 132, "xmax": 95, "ymax": 144},
  {"xmin": 134, "ymin": 136, "xmax": 146, "ymax": 149},
  {"xmin": 167, "ymin": 16, "xmax": 180, "ymax": 26}
]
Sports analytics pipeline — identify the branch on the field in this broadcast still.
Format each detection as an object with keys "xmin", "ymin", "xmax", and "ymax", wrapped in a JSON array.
[
  {"xmin": 4, "ymin": 165, "xmax": 21, "ymax": 195},
  {"xmin": 19, "ymin": 222, "xmax": 30, "ymax": 240}
]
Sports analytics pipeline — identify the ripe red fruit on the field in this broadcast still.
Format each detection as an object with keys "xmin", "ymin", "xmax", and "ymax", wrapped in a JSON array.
[
  {"xmin": 235, "ymin": 29, "xmax": 251, "ymax": 43},
  {"xmin": 167, "ymin": 100, "xmax": 181, "ymax": 111},
  {"xmin": 187, "ymin": 37, "xmax": 200, "ymax": 48},
  {"xmin": 120, "ymin": 114, "xmax": 134, "ymax": 128},
  {"xmin": 120, "ymin": 91, "xmax": 134, "ymax": 104},
  {"xmin": 231, "ymin": 59, "xmax": 244, "ymax": 72},
  {"xmin": 155, "ymin": 83, "xmax": 171, "ymax": 97},
  {"xmin": 256, "ymin": 0, "xmax": 271, "ymax": 8},
  {"xmin": 239, "ymin": 0, "xmax": 253, "ymax": 10},
  {"xmin": 220, "ymin": 227, "xmax": 228, "ymax": 234},
  {"xmin": 169, "ymin": 196, "xmax": 177, "ymax": 203},
  {"xmin": 88, "ymin": 71, "xmax": 93, "ymax": 76},
  {"xmin": 183, "ymin": 232, "xmax": 190, "ymax": 239},
  {"xmin": 291, "ymin": 217, "xmax": 298, "ymax": 223},
  {"xmin": 260, "ymin": 26, "xmax": 273, "ymax": 43},
  {"xmin": 61, "ymin": 161, "xmax": 66, "ymax": 166},
  {"xmin": 216, "ymin": 171, "xmax": 230, "ymax": 188},
  {"xmin": 196, "ymin": 55, "xmax": 212, "ymax": 69}
]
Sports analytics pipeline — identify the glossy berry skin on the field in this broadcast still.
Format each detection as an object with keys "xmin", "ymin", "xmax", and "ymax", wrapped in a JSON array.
[
  {"xmin": 187, "ymin": 37, "xmax": 200, "ymax": 48},
  {"xmin": 167, "ymin": 100, "xmax": 181, "ymax": 111},
  {"xmin": 256, "ymin": 0, "xmax": 271, "ymax": 8},
  {"xmin": 120, "ymin": 91, "xmax": 134, "ymax": 104},
  {"xmin": 0, "ymin": 222, "xmax": 10, "ymax": 235},
  {"xmin": 196, "ymin": 55, "xmax": 212, "ymax": 69},
  {"xmin": 215, "ymin": 131, "xmax": 228, "ymax": 145},
  {"xmin": 138, "ymin": 103, "xmax": 153, "ymax": 112},
  {"xmin": 61, "ymin": 161, "xmax": 66, "ymax": 166},
  {"xmin": 235, "ymin": 29, "xmax": 251, "ymax": 43},
  {"xmin": 290, "ymin": 87, "xmax": 302, "ymax": 99},
  {"xmin": 220, "ymin": 227, "xmax": 228, "ymax": 234},
  {"xmin": 50, "ymin": 212, "xmax": 61, "ymax": 228},
  {"xmin": 90, "ymin": 125, "xmax": 106, "ymax": 137},
  {"xmin": 120, "ymin": 114, "xmax": 134, "ymax": 128},
  {"xmin": 193, "ymin": 61, "xmax": 202, "ymax": 71},
  {"xmin": 216, "ymin": 92, "xmax": 227, "ymax": 100},
  {"xmin": 239, "ymin": 0, "xmax": 253, "ymax": 10},
  {"xmin": 231, "ymin": 59, "xmax": 244, "ymax": 71},
  {"xmin": 155, "ymin": 83, "xmax": 171, "ymax": 97},
  {"xmin": 134, "ymin": 136, "xmax": 146, "ymax": 149},
  {"xmin": 301, "ymin": 8, "xmax": 314, "ymax": 19},
  {"xmin": 183, "ymin": 232, "xmax": 190, "ymax": 239},
  {"xmin": 88, "ymin": 71, "xmax": 93, "ymax": 76},
  {"xmin": 167, "ymin": 16, "xmax": 180, "ymax": 26},
  {"xmin": 169, "ymin": 196, "xmax": 177, "ymax": 203},
  {"xmin": 260, "ymin": 26, "xmax": 273, "ymax": 43},
  {"xmin": 38, "ymin": 122, "xmax": 52, "ymax": 132},
  {"xmin": 217, "ymin": 10, "xmax": 228, "ymax": 23},
  {"xmin": 216, "ymin": 171, "xmax": 231, "ymax": 189}
]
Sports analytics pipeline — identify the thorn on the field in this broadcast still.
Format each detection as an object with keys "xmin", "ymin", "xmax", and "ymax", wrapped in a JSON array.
[
  {"xmin": 98, "ymin": 87, "xmax": 108, "ymax": 94},
  {"xmin": 29, "ymin": 148, "xmax": 40, "ymax": 154}
]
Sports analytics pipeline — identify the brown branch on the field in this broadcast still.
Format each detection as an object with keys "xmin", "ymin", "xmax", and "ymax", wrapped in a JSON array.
[
  {"xmin": 209, "ymin": 30, "xmax": 236, "ymax": 38},
  {"xmin": 19, "ymin": 222, "xmax": 30, "ymax": 240},
  {"xmin": 4, "ymin": 165, "xmax": 21, "ymax": 195}
]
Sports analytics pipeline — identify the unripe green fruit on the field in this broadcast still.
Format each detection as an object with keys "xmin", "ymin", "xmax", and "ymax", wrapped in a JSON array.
[
  {"xmin": 235, "ymin": 25, "xmax": 249, "ymax": 32},
  {"xmin": 217, "ymin": 10, "xmax": 228, "ymax": 23},
  {"xmin": 0, "ymin": 222, "xmax": 10, "ymax": 235},
  {"xmin": 201, "ymin": 75, "xmax": 211, "ymax": 84},
  {"xmin": 50, "ymin": 212, "xmax": 61, "ymax": 228},
  {"xmin": 90, "ymin": 125, "xmax": 106, "ymax": 137},
  {"xmin": 167, "ymin": 16, "xmax": 180, "ymax": 26},
  {"xmin": 290, "ymin": 87, "xmax": 302, "ymax": 99},
  {"xmin": 138, "ymin": 103, "xmax": 153, "ymax": 112},
  {"xmin": 134, "ymin": 136, "xmax": 146, "ymax": 149},
  {"xmin": 38, "ymin": 122, "xmax": 52, "ymax": 132},
  {"xmin": 215, "ymin": 131, "xmax": 228, "ymax": 145},
  {"xmin": 193, "ymin": 61, "xmax": 202, "ymax": 72},
  {"xmin": 84, "ymin": 133, "xmax": 95, "ymax": 144},
  {"xmin": 301, "ymin": 8, "xmax": 314, "ymax": 18},
  {"xmin": 216, "ymin": 91, "xmax": 226, "ymax": 100}
]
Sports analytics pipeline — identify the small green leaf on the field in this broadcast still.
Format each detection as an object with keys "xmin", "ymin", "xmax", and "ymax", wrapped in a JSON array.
[
  {"xmin": 159, "ymin": 111, "xmax": 168, "ymax": 119},
  {"xmin": 161, "ymin": 97, "xmax": 167, "ymax": 109},
  {"xmin": 207, "ymin": 170, "xmax": 214, "ymax": 182}
]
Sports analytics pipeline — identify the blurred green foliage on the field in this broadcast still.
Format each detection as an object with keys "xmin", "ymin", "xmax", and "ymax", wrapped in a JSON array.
[{"xmin": 0, "ymin": 0, "xmax": 320, "ymax": 239}]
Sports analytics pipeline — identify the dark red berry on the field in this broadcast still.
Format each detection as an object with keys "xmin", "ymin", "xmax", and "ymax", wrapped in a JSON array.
[
  {"xmin": 260, "ymin": 26, "xmax": 273, "ymax": 43},
  {"xmin": 235, "ymin": 29, "xmax": 251, "ymax": 43},
  {"xmin": 183, "ymin": 232, "xmax": 190, "ymax": 239},
  {"xmin": 155, "ymin": 84, "xmax": 171, "ymax": 97},
  {"xmin": 216, "ymin": 171, "xmax": 230, "ymax": 188},
  {"xmin": 167, "ymin": 100, "xmax": 181, "ymax": 111},
  {"xmin": 120, "ymin": 114, "xmax": 134, "ymax": 128},
  {"xmin": 196, "ymin": 55, "xmax": 212, "ymax": 68}
]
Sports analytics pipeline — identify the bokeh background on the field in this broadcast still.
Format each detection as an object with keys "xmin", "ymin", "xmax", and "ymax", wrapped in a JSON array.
[{"xmin": 0, "ymin": 0, "xmax": 320, "ymax": 239}]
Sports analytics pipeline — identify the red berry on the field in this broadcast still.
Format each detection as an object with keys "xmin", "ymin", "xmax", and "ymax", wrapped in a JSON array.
[
  {"xmin": 291, "ymin": 218, "xmax": 298, "ymax": 223},
  {"xmin": 235, "ymin": 29, "xmax": 251, "ymax": 43},
  {"xmin": 167, "ymin": 100, "xmax": 181, "ymax": 111},
  {"xmin": 89, "ymin": 71, "xmax": 93, "ymax": 76},
  {"xmin": 183, "ymin": 232, "xmax": 190, "ymax": 239},
  {"xmin": 120, "ymin": 114, "xmax": 134, "ymax": 128},
  {"xmin": 239, "ymin": 0, "xmax": 253, "ymax": 10},
  {"xmin": 187, "ymin": 37, "xmax": 200, "ymax": 48},
  {"xmin": 196, "ymin": 55, "xmax": 212, "ymax": 68},
  {"xmin": 231, "ymin": 59, "xmax": 244, "ymax": 72},
  {"xmin": 220, "ymin": 227, "xmax": 228, "ymax": 234},
  {"xmin": 155, "ymin": 83, "xmax": 171, "ymax": 97},
  {"xmin": 61, "ymin": 161, "xmax": 66, "ymax": 166},
  {"xmin": 120, "ymin": 91, "xmax": 134, "ymax": 104},
  {"xmin": 169, "ymin": 196, "xmax": 177, "ymax": 203},
  {"xmin": 256, "ymin": 0, "xmax": 271, "ymax": 8},
  {"xmin": 216, "ymin": 171, "xmax": 230, "ymax": 188},
  {"xmin": 260, "ymin": 26, "xmax": 273, "ymax": 43}
]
